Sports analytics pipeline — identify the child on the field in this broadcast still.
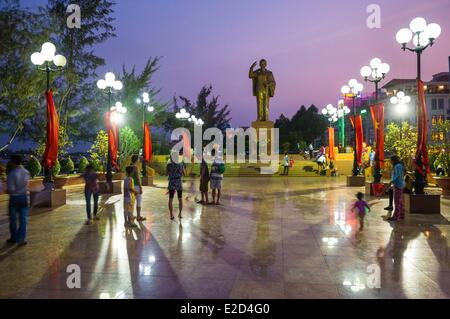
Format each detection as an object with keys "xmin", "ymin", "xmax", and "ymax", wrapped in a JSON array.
[
  {"xmin": 124, "ymin": 166, "xmax": 137, "ymax": 228},
  {"xmin": 352, "ymin": 192, "xmax": 371, "ymax": 231},
  {"xmin": 82, "ymin": 164, "xmax": 100, "ymax": 225}
]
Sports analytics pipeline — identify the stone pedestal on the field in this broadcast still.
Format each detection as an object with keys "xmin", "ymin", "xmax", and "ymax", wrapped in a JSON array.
[
  {"xmin": 142, "ymin": 176, "xmax": 154, "ymax": 186},
  {"xmin": 99, "ymin": 181, "xmax": 122, "ymax": 195},
  {"xmin": 404, "ymin": 193, "xmax": 441, "ymax": 215},
  {"xmin": 30, "ymin": 189, "xmax": 67, "ymax": 209},
  {"xmin": 365, "ymin": 182, "xmax": 390, "ymax": 196},
  {"xmin": 251, "ymin": 120, "xmax": 275, "ymax": 156},
  {"xmin": 346, "ymin": 175, "xmax": 366, "ymax": 187}
]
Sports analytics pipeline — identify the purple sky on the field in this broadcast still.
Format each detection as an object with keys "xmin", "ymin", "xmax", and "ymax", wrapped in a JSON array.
[{"xmin": 21, "ymin": 0, "xmax": 450, "ymax": 128}]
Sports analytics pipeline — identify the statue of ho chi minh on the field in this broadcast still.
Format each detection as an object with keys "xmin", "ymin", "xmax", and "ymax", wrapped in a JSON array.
[{"xmin": 249, "ymin": 59, "xmax": 276, "ymax": 122}]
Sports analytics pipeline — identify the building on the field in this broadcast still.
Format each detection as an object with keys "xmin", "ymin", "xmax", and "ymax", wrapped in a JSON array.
[{"xmin": 381, "ymin": 56, "xmax": 450, "ymax": 143}]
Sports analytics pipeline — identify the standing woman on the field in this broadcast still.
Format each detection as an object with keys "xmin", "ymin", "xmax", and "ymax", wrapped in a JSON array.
[
  {"xmin": 388, "ymin": 155, "xmax": 405, "ymax": 221},
  {"xmin": 198, "ymin": 157, "xmax": 210, "ymax": 205},
  {"xmin": 167, "ymin": 151, "xmax": 185, "ymax": 220},
  {"xmin": 82, "ymin": 164, "xmax": 100, "ymax": 225}
]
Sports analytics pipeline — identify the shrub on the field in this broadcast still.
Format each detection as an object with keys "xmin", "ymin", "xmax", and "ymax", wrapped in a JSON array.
[
  {"xmin": 91, "ymin": 159, "xmax": 104, "ymax": 173},
  {"xmin": 61, "ymin": 157, "xmax": 75, "ymax": 174},
  {"xmin": 78, "ymin": 156, "xmax": 89, "ymax": 173},
  {"xmin": 26, "ymin": 156, "xmax": 42, "ymax": 178},
  {"xmin": 51, "ymin": 159, "xmax": 61, "ymax": 177}
]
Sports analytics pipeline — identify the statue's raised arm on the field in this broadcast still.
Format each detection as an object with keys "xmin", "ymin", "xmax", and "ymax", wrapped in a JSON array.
[{"xmin": 249, "ymin": 61, "xmax": 258, "ymax": 79}]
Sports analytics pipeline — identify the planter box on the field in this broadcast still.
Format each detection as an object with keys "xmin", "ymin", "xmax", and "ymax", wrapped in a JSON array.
[
  {"xmin": 30, "ymin": 189, "xmax": 67, "ymax": 210},
  {"xmin": 99, "ymin": 181, "xmax": 122, "ymax": 195},
  {"xmin": 142, "ymin": 176, "xmax": 154, "ymax": 186},
  {"xmin": 404, "ymin": 193, "xmax": 441, "ymax": 215},
  {"xmin": 97, "ymin": 173, "xmax": 106, "ymax": 182},
  {"xmin": 29, "ymin": 178, "xmax": 45, "ymax": 192},
  {"xmin": 54, "ymin": 177, "xmax": 69, "ymax": 189},
  {"xmin": 435, "ymin": 177, "xmax": 450, "ymax": 196},
  {"xmin": 347, "ymin": 175, "xmax": 366, "ymax": 187},
  {"xmin": 113, "ymin": 172, "xmax": 126, "ymax": 181},
  {"xmin": 365, "ymin": 182, "xmax": 390, "ymax": 196}
]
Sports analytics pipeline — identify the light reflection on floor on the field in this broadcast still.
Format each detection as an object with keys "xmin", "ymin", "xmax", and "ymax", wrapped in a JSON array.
[{"xmin": 0, "ymin": 176, "xmax": 449, "ymax": 299}]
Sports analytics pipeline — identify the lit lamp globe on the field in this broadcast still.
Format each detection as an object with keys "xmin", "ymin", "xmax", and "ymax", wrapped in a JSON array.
[
  {"xmin": 355, "ymin": 83, "xmax": 364, "ymax": 93},
  {"xmin": 403, "ymin": 96, "xmax": 412, "ymax": 104},
  {"xmin": 105, "ymin": 72, "xmax": 116, "ymax": 86},
  {"xmin": 41, "ymin": 42, "xmax": 56, "ymax": 62},
  {"xmin": 31, "ymin": 52, "xmax": 44, "ymax": 66},
  {"xmin": 348, "ymin": 79, "xmax": 358, "ymax": 88},
  {"xmin": 370, "ymin": 58, "xmax": 382, "ymax": 69},
  {"xmin": 147, "ymin": 106, "xmax": 155, "ymax": 112},
  {"xmin": 360, "ymin": 66, "xmax": 372, "ymax": 78},
  {"xmin": 397, "ymin": 91, "xmax": 405, "ymax": 99},
  {"xmin": 410, "ymin": 17, "xmax": 427, "ymax": 33},
  {"xmin": 53, "ymin": 55, "xmax": 67, "ymax": 67},
  {"xmin": 396, "ymin": 28, "xmax": 413, "ymax": 45},
  {"xmin": 341, "ymin": 85, "xmax": 350, "ymax": 95},
  {"xmin": 97, "ymin": 79, "xmax": 107, "ymax": 90},
  {"xmin": 113, "ymin": 81, "xmax": 123, "ymax": 91},
  {"xmin": 413, "ymin": 34, "xmax": 428, "ymax": 47},
  {"xmin": 379, "ymin": 63, "xmax": 390, "ymax": 75},
  {"xmin": 425, "ymin": 23, "xmax": 441, "ymax": 41},
  {"xmin": 321, "ymin": 109, "xmax": 328, "ymax": 115},
  {"xmin": 390, "ymin": 96, "xmax": 399, "ymax": 104}
]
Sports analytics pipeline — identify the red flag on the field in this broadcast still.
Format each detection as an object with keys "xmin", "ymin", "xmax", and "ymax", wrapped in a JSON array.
[
  {"xmin": 350, "ymin": 115, "xmax": 364, "ymax": 166},
  {"xmin": 370, "ymin": 103, "xmax": 385, "ymax": 169},
  {"xmin": 43, "ymin": 89, "xmax": 59, "ymax": 169},
  {"xmin": 182, "ymin": 131, "xmax": 191, "ymax": 160},
  {"xmin": 415, "ymin": 80, "xmax": 430, "ymax": 174},
  {"xmin": 143, "ymin": 122, "xmax": 152, "ymax": 162},
  {"xmin": 105, "ymin": 112, "xmax": 119, "ymax": 170},
  {"xmin": 328, "ymin": 127, "xmax": 335, "ymax": 161}
]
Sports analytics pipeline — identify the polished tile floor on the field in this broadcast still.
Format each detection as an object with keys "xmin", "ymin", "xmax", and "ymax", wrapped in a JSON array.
[{"xmin": 0, "ymin": 177, "xmax": 449, "ymax": 299}]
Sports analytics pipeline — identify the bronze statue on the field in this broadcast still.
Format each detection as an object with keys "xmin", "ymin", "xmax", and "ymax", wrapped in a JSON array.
[{"xmin": 249, "ymin": 59, "xmax": 276, "ymax": 122}]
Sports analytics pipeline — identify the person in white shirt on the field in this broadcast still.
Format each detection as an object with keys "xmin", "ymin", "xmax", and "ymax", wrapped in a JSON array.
[
  {"xmin": 6, "ymin": 155, "xmax": 30, "ymax": 246},
  {"xmin": 210, "ymin": 149, "xmax": 224, "ymax": 205},
  {"xmin": 283, "ymin": 153, "xmax": 290, "ymax": 176}
]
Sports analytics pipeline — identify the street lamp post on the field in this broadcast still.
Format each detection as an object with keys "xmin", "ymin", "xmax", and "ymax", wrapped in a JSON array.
[
  {"xmin": 136, "ymin": 93, "xmax": 155, "ymax": 178},
  {"xmin": 390, "ymin": 91, "xmax": 411, "ymax": 139},
  {"xmin": 110, "ymin": 102, "xmax": 127, "ymax": 152},
  {"xmin": 97, "ymin": 73, "xmax": 123, "ymax": 184},
  {"xmin": 341, "ymin": 79, "xmax": 364, "ymax": 176},
  {"xmin": 396, "ymin": 17, "xmax": 441, "ymax": 194},
  {"xmin": 31, "ymin": 42, "xmax": 67, "ymax": 184},
  {"xmin": 361, "ymin": 58, "xmax": 390, "ymax": 183},
  {"xmin": 337, "ymin": 100, "xmax": 351, "ymax": 148}
]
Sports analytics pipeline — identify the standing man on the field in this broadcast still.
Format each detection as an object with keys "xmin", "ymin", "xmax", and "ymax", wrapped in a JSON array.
[
  {"xmin": 210, "ymin": 149, "xmax": 225, "ymax": 205},
  {"xmin": 6, "ymin": 155, "xmax": 30, "ymax": 246},
  {"xmin": 131, "ymin": 155, "xmax": 146, "ymax": 222},
  {"xmin": 283, "ymin": 153, "xmax": 290, "ymax": 176},
  {"xmin": 249, "ymin": 59, "xmax": 276, "ymax": 122},
  {"xmin": 309, "ymin": 143, "xmax": 314, "ymax": 160}
]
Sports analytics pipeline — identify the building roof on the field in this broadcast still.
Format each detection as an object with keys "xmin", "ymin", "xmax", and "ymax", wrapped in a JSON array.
[
  {"xmin": 382, "ymin": 79, "xmax": 416, "ymax": 89},
  {"xmin": 429, "ymin": 72, "xmax": 449, "ymax": 83}
]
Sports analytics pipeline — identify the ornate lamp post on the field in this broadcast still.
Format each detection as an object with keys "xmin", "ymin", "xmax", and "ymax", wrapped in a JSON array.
[
  {"xmin": 341, "ymin": 79, "xmax": 364, "ymax": 176},
  {"xmin": 175, "ymin": 108, "xmax": 191, "ymax": 121},
  {"xmin": 136, "ymin": 93, "xmax": 155, "ymax": 178},
  {"xmin": 361, "ymin": 58, "xmax": 390, "ymax": 183},
  {"xmin": 396, "ymin": 17, "xmax": 441, "ymax": 194},
  {"xmin": 31, "ymin": 42, "xmax": 67, "ymax": 184},
  {"xmin": 97, "ymin": 73, "xmax": 123, "ymax": 184},
  {"xmin": 391, "ymin": 91, "xmax": 411, "ymax": 139}
]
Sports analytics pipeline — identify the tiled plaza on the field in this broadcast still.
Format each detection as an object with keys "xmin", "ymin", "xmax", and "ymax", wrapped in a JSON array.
[{"xmin": 0, "ymin": 177, "xmax": 449, "ymax": 299}]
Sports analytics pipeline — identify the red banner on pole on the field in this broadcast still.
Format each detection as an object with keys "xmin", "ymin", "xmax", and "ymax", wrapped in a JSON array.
[
  {"xmin": 415, "ymin": 79, "xmax": 430, "ymax": 174},
  {"xmin": 328, "ymin": 127, "xmax": 335, "ymax": 161},
  {"xmin": 105, "ymin": 112, "xmax": 119, "ymax": 170},
  {"xmin": 143, "ymin": 122, "xmax": 152, "ymax": 162},
  {"xmin": 182, "ymin": 131, "xmax": 191, "ymax": 160},
  {"xmin": 370, "ymin": 103, "xmax": 385, "ymax": 169},
  {"xmin": 350, "ymin": 115, "xmax": 364, "ymax": 166},
  {"xmin": 43, "ymin": 89, "xmax": 59, "ymax": 169}
]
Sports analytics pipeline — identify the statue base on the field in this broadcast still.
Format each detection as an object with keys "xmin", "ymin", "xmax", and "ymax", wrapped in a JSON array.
[{"xmin": 251, "ymin": 120, "xmax": 275, "ymax": 156}]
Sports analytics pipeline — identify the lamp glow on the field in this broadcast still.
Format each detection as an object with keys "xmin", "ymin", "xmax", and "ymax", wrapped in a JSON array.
[
  {"xmin": 410, "ymin": 17, "xmax": 427, "ymax": 33},
  {"xmin": 396, "ymin": 28, "xmax": 413, "ymax": 44},
  {"xmin": 360, "ymin": 66, "xmax": 372, "ymax": 78},
  {"xmin": 31, "ymin": 52, "xmax": 44, "ymax": 66},
  {"xmin": 370, "ymin": 58, "xmax": 382, "ymax": 69}
]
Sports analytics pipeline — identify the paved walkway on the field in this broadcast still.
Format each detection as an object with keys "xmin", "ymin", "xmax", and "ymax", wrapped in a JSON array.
[{"xmin": 0, "ymin": 177, "xmax": 449, "ymax": 299}]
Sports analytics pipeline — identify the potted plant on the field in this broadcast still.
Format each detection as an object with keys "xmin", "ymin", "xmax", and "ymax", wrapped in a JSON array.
[
  {"xmin": 433, "ymin": 120, "xmax": 450, "ymax": 195},
  {"xmin": 53, "ymin": 160, "xmax": 69, "ymax": 189}
]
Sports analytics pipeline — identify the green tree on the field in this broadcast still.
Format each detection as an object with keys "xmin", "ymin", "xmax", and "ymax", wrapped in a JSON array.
[
  {"xmin": 26, "ymin": 156, "xmax": 42, "ymax": 179},
  {"xmin": 172, "ymin": 85, "xmax": 232, "ymax": 131},
  {"xmin": 385, "ymin": 122, "xmax": 417, "ymax": 170},
  {"xmin": 118, "ymin": 126, "xmax": 141, "ymax": 170},
  {"xmin": 432, "ymin": 120, "xmax": 450, "ymax": 176},
  {"xmin": 36, "ymin": 125, "xmax": 73, "ymax": 156},
  {"xmin": 51, "ymin": 159, "xmax": 61, "ymax": 177},
  {"xmin": 61, "ymin": 156, "xmax": 75, "ymax": 174},
  {"xmin": 0, "ymin": 1, "xmax": 48, "ymax": 151},
  {"xmin": 78, "ymin": 156, "xmax": 89, "ymax": 173},
  {"xmin": 89, "ymin": 130, "xmax": 108, "ymax": 173}
]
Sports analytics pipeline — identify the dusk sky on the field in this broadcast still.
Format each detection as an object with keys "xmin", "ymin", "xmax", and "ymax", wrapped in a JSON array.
[{"xmin": 19, "ymin": 0, "xmax": 450, "ymax": 128}]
